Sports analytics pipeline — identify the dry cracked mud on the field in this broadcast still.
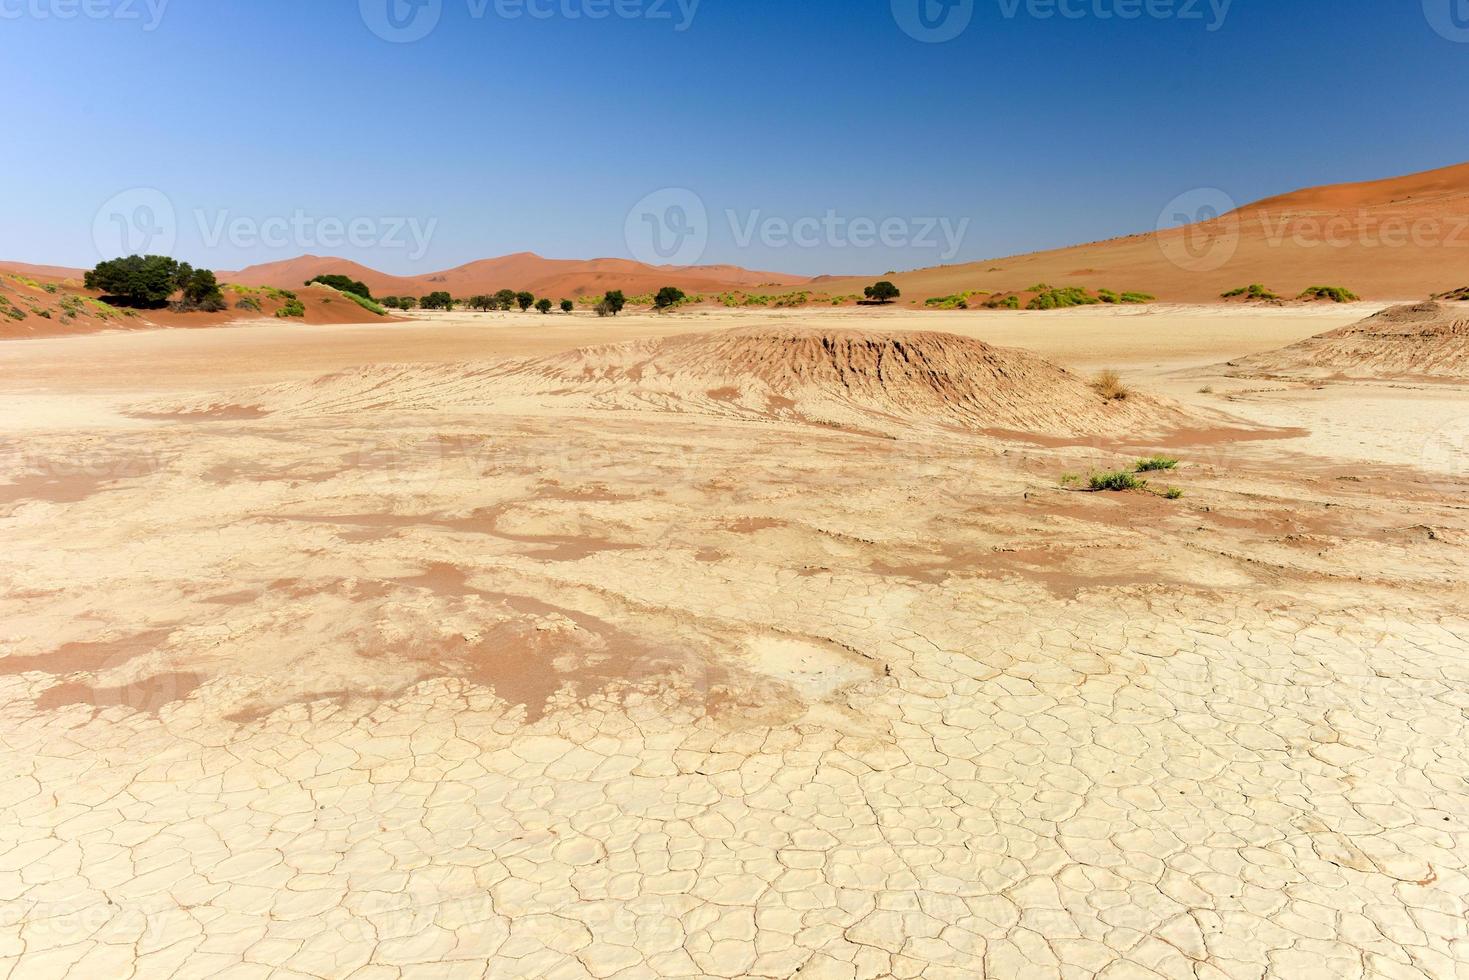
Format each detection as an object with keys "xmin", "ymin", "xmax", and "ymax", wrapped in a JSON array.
[{"xmin": 2, "ymin": 308, "xmax": 1467, "ymax": 979}]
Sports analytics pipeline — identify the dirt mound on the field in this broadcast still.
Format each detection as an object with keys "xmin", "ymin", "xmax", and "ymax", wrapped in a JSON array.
[
  {"xmin": 1227, "ymin": 302, "xmax": 1469, "ymax": 381},
  {"xmin": 153, "ymin": 327, "xmax": 1195, "ymax": 438}
]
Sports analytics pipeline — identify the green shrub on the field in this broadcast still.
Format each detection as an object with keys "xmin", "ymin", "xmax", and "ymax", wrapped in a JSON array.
[
  {"xmin": 1089, "ymin": 471, "xmax": 1147, "ymax": 492},
  {"xmin": 1134, "ymin": 455, "xmax": 1179, "ymax": 473},
  {"xmin": 236, "ymin": 297, "xmax": 262, "ymax": 313},
  {"xmin": 925, "ymin": 291, "xmax": 982, "ymax": 310},
  {"xmin": 1028, "ymin": 287, "xmax": 1100, "ymax": 310},
  {"xmin": 1299, "ymin": 285, "xmax": 1359, "ymax": 303},
  {"xmin": 1120, "ymin": 292, "xmax": 1154, "ymax": 304},
  {"xmin": 1221, "ymin": 283, "xmax": 1279, "ymax": 301},
  {"xmin": 276, "ymin": 299, "xmax": 306, "ymax": 318},
  {"xmin": 340, "ymin": 291, "xmax": 387, "ymax": 316},
  {"xmin": 983, "ymin": 294, "xmax": 1021, "ymax": 310},
  {"xmin": 1163, "ymin": 487, "xmax": 1185, "ymax": 500}
]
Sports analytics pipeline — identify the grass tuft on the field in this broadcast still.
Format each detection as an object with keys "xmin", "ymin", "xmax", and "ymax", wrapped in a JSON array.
[
  {"xmin": 1091, "ymin": 369, "xmax": 1132, "ymax": 401},
  {"xmin": 1134, "ymin": 454, "xmax": 1179, "ymax": 473},
  {"xmin": 1088, "ymin": 471, "xmax": 1147, "ymax": 492}
]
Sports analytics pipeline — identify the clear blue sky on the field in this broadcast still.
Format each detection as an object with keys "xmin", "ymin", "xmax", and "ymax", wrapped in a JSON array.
[{"xmin": 2, "ymin": 0, "xmax": 1466, "ymax": 276}]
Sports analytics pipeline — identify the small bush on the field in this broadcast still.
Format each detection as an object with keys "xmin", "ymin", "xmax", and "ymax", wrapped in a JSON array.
[
  {"xmin": 236, "ymin": 297, "xmax": 262, "ymax": 313},
  {"xmin": 1059, "ymin": 473, "xmax": 1082, "ymax": 488},
  {"xmin": 1091, "ymin": 369, "xmax": 1132, "ymax": 401},
  {"xmin": 1134, "ymin": 455, "xmax": 1179, "ymax": 473},
  {"xmin": 1221, "ymin": 283, "xmax": 1279, "ymax": 302},
  {"xmin": 1163, "ymin": 487, "xmax": 1185, "ymax": 500},
  {"xmin": 1298, "ymin": 285, "xmax": 1359, "ymax": 303},
  {"xmin": 560, "ymin": 299, "xmax": 573, "ymax": 313},
  {"xmin": 276, "ymin": 299, "xmax": 306, "ymax": 318},
  {"xmin": 1089, "ymin": 471, "xmax": 1147, "ymax": 492},
  {"xmin": 1028, "ymin": 286, "xmax": 1100, "ymax": 310},
  {"xmin": 983, "ymin": 294, "xmax": 1021, "ymax": 310}
]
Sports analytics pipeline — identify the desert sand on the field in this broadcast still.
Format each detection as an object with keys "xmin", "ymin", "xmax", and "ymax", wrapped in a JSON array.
[{"xmin": 2, "ymin": 304, "xmax": 1468, "ymax": 979}]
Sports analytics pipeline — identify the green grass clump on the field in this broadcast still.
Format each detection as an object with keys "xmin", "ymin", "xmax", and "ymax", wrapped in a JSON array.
[
  {"xmin": 1221, "ymin": 283, "xmax": 1279, "ymax": 301},
  {"xmin": 983, "ymin": 294, "xmax": 1021, "ymax": 310},
  {"xmin": 1134, "ymin": 454, "xmax": 1179, "ymax": 473},
  {"xmin": 1120, "ymin": 291, "xmax": 1154, "ymax": 304},
  {"xmin": 236, "ymin": 297, "xmax": 262, "ymax": 313},
  {"xmin": 1059, "ymin": 473, "xmax": 1083, "ymax": 488},
  {"xmin": 1163, "ymin": 487, "xmax": 1185, "ymax": 500},
  {"xmin": 0, "ymin": 296, "xmax": 27, "ymax": 321},
  {"xmin": 1089, "ymin": 471, "xmax": 1147, "ymax": 492},
  {"xmin": 1028, "ymin": 286, "xmax": 1101, "ymax": 310},
  {"xmin": 1298, "ymin": 285, "xmax": 1359, "ymax": 303},
  {"xmin": 925, "ymin": 290, "xmax": 984, "ymax": 310},
  {"xmin": 276, "ymin": 299, "xmax": 306, "ymax": 318}
]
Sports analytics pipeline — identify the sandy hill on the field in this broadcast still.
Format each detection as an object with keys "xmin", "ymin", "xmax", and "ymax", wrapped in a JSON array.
[
  {"xmin": 224, "ymin": 252, "xmax": 806, "ymax": 301},
  {"xmin": 150, "ymin": 327, "xmax": 1198, "ymax": 438},
  {"xmin": 811, "ymin": 161, "xmax": 1469, "ymax": 306},
  {"xmin": 1225, "ymin": 300, "xmax": 1469, "ymax": 381},
  {"xmin": 0, "ymin": 265, "xmax": 391, "ymax": 340}
]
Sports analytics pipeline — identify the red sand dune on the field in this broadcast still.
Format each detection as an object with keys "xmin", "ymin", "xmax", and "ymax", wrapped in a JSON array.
[
  {"xmin": 223, "ymin": 252, "xmax": 806, "ymax": 301},
  {"xmin": 812, "ymin": 161, "xmax": 1469, "ymax": 305}
]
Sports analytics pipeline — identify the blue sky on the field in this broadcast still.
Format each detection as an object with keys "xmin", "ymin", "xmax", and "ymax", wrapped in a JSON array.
[{"xmin": 2, "ymin": 0, "xmax": 1466, "ymax": 276}]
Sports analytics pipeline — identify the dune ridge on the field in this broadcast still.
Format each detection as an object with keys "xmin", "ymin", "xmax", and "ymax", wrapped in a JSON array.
[{"xmin": 1226, "ymin": 301, "xmax": 1469, "ymax": 381}]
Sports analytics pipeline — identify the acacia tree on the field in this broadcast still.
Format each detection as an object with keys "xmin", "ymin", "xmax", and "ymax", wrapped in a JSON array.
[
  {"xmin": 654, "ymin": 286, "xmax": 686, "ymax": 310},
  {"xmin": 515, "ymin": 291, "xmax": 535, "ymax": 312},
  {"xmin": 535, "ymin": 298, "xmax": 553, "ymax": 314},
  {"xmin": 864, "ymin": 281, "xmax": 901, "ymax": 304},
  {"xmin": 602, "ymin": 290, "xmax": 626, "ymax": 315},
  {"xmin": 560, "ymin": 299, "xmax": 573, "ymax": 314},
  {"xmin": 494, "ymin": 289, "xmax": 517, "ymax": 311}
]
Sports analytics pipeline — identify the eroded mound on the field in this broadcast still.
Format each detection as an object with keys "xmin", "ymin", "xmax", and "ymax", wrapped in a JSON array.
[
  {"xmin": 139, "ymin": 327, "xmax": 1195, "ymax": 437},
  {"xmin": 1227, "ymin": 302, "xmax": 1469, "ymax": 381}
]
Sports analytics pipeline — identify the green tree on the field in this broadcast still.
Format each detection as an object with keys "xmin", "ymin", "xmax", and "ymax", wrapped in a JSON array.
[
  {"xmin": 84, "ymin": 255, "xmax": 183, "ymax": 308},
  {"xmin": 535, "ymin": 298, "xmax": 553, "ymax": 314},
  {"xmin": 864, "ymin": 280, "xmax": 901, "ymax": 304},
  {"xmin": 396, "ymin": 296, "xmax": 417, "ymax": 311},
  {"xmin": 494, "ymin": 289, "xmax": 517, "ymax": 311},
  {"xmin": 469, "ymin": 294, "xmax": 496, "ymax": 311},
  {"xmin": 420, "ymin": 291, "xmax": 454, "ymax": 311},
  {"xmin": 654, "ymin": 286, "xmax": 687, "ymax": 310},
  {"xmin": 516, "ymin": 291, "xmax": 535, "ymax": 312},
  {"xmin": 602, "ymin": 290, "xmax": 626, "ymax": 315},
  {"xmin": 180, "ymin": 268, "xmax": 225, "ymax": 311},
  {"xmin": 560, "ymin": 299, "xmax": 574, "ymax": 314}
]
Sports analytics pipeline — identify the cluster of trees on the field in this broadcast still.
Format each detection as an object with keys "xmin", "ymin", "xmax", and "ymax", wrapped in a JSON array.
[
  {"xmin": 380, "ymin": 296, "xmax": 418, "ymax": 310},
  {"xmin": 85, "ymin": 255, "xmax": 225, "ymax": 311}
]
